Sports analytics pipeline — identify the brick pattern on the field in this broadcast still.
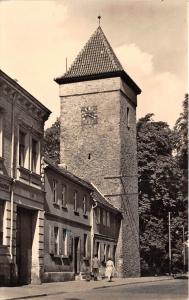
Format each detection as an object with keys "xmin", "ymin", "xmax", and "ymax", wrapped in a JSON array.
[{"xmin": 59, "ymin": 76, "xmax": 140, "ymax": 277}]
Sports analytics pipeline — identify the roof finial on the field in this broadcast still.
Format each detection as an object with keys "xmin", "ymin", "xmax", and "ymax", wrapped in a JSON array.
[{"xmin": 98, "ymin": 15, "xmax": 101, "ymax": 27}]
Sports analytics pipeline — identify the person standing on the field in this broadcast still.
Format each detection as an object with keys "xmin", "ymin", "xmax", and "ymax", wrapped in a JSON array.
[
  {"xmin": 92, "ymin": 254, "xmax": 100, "ymax": 281},
  {"xmin": 105, "ymin": 257, "xmax": 114, "ymax": 282}
]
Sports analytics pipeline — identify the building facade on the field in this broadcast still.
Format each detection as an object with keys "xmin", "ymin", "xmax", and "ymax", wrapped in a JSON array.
[
  {"xmin": 55, "ymin": 26, "xmax": 141, "ymax": 277},
  {"xmin": 92, "ymin": 186, "xmax": 122, "ymax": 274},
  {"xmin": 43, "ymin": 159, "xmax": 93, "ymax": 282},
  {"xmin": 0, "ymin": 70, "xmax": 51, "ymax": 285}
]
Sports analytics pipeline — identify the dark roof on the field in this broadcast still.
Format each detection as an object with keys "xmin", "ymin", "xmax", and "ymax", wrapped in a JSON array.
[
  {"xmin": 44, "ymin": 157, "xmax": 93, "ymax": 191},
  {"xmin": 55, "ymin": 27, "xmax": 141, "ymax": 95}
]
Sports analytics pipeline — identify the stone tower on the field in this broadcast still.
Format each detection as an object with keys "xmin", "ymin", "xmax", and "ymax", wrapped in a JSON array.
[{"xmin": 55, "ymin": 26, "xmax": 141, "ymax": 277}]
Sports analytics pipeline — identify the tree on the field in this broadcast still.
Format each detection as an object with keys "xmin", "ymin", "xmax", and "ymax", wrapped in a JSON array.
[
  {"xmin": 137, "ymin": 114, "xmax": 185, "ymax": 275},
  {"xmin": 44, "ymin": 118, "xmax": 60, "ymax": 164}
]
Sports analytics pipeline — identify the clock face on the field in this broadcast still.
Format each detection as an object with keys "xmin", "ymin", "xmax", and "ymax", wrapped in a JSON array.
[{"xmin": 81, "ymin": 106, "xmax": 98, "ymax": 125}]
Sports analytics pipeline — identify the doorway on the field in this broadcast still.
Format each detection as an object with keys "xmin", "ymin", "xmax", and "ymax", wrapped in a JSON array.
[
  {"xmin": 74, "ymin": 237, "xmax": 80, "ymax": 274},
  {"xmin": 16, "ymin": 207, "xmax": 34, "ymax": 285}
]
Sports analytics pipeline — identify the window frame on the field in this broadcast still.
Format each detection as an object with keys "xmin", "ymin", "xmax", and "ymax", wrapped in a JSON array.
[
  {"xmin": 74, "ymin": 190, "xmax": 78, "ymax": 212},
  {"xmin": 19, "ymin": 130, "xmax": 26, "ymax": 168},
  {"xmin": 83, "ymin": 233, "xmax": 88, "ymax": 257},
  {"xmin": 54, "ymin": 226, "xmax": 59, "ymax": 255},
  {"xmin": 53, "ymin": 179, "xmax": 58, "ymax": 204},
  {"xmin": 61, "ymin": 184, "xmax": 67, "ymax": 208},
  {"xmin": 107, "ymin": 211, "xmax": 110, "ymax": 227},
  {"xmin": 62, "ymin": 228, "xmax": 68, "ymax": 256},
  {"xmin": 96, "ymin": 207, "xmax": 100, "ymax": 224},
  {"xmin": 83, "ymin": 195, "xmax": 87, "ymax": 215}
]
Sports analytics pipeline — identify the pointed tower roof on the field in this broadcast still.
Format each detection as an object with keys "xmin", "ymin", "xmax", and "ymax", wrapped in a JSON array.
[{"xmin": 55, "ymin": 26, "xmax": 141, "ymax": 94}]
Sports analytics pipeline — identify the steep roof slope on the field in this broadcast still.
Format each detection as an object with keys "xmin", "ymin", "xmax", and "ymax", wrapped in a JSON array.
[{"xmin": 55, "ymin": 26, "xmax": 141, "ymax": 94}]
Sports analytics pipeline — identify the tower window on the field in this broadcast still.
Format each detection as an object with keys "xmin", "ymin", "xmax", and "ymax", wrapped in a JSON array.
[
  {"xmin": 127, "ymin": 107, "xmax": 130, "ymax": 128},
  {"xmin": 88, "ymin": 153, "xmax": 91, "ymax": 160}
]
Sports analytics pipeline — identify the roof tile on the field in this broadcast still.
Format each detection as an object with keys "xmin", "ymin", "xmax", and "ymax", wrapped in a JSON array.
[{"xmin": 57, "ymin": 26, "xmax": 123, "ymax": 80}]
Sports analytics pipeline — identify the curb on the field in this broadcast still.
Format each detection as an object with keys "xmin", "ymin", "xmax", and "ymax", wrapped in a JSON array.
[
  {"xmin": 93, "ymin": 277, "xmax": 173, "ymax": 289},
  {"xmin": 1, "ymin": 277, "xmax": 174, "ymax": 300}
]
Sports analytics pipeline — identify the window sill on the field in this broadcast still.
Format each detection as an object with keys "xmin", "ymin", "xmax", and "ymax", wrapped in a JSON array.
[{"xmin": 74, "ymin": 211, "xmax": 79, "ymax": 216}]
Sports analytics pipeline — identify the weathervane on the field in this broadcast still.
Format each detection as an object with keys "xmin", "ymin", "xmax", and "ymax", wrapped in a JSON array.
[{"xmin": 98, "ymin": 15, "xmax": 101, "ymax": 26}]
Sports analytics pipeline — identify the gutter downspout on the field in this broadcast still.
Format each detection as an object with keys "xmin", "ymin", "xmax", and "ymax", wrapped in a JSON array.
[
  {"xmin": 91, "ymin": 199, "xmax": 97, "ymax": 271},
  {"xmin": 10, "ymin": 94, "xmax": 16, "ymax": 261}
]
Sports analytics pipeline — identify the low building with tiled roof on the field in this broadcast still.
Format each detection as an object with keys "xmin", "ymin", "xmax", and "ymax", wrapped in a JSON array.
[{"xmin": 42, "ymin": 158, "xmax": 122, "ymax": 282}]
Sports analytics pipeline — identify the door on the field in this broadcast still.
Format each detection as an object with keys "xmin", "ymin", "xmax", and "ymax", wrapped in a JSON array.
[
  {"xmin": 16, "ymin": 207, "xmax": 33, "ymax": 285},
  {"xmin": 74, "ymin": 237, "xmax": 80, "ymax": 274}
]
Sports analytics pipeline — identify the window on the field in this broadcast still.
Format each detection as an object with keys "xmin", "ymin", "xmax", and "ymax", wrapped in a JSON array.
[
  {"xmin": 103, "ymin": 209, "xmax": 106, "ymax": 226},
  {"xmin": 83, "ymin": 195, "xmax": 86, "ymax": 214},
  {"xmin": 0, "ymin": 202, "xmax": 4, "ymax": 245},
  {"xmin": 127, "ymin": 107, "xmax": 130, "ymax": 128},
  {"xmin": 96, "ymin": 242, "xmax": 100, "ymax": 260},
  {"xmin": 0, "ymin": 114, "xmax": 3, "ymax": 157},
  {"xmin": 113, "ymin": 245, "xmax": 117, "ymax": 264},
  {"xmin": 62, "ymin": 229, "xmax": 68, "ymax": 256},
  {"xmin": 96, "ymin": 207, "xmax": 100, "ymax": 224},
  {"xmin": 103, "ymin": 244, "xmax": 106, "ymax": 262},
  {"xmin": 62, "ymin": 184, "xmax": 67, "ymax": 207},
  {"xmin": 19, "ymin": 131, "xmax": 26, "ymax": 167},
  {"xmin": 83, "ymin": 234, "xmax": 88, "ymax": 257},
  {"xmin": 107, "ymin": 212, "xmax": 110, "ymax": 227},
  {"xmin": 53, "ymin": 180, "xmax": 58, "ymax": 204},
  {"xmin": 107, "ymin": 245, "xmax": 110, "ymax": 258},
  {"xmin": 74, "ymin": 191, "xmax": 78, "ymax": 211},
  {"xmin": 31, "ymin": 138, "xmax": 38, "ymax": 172},
  {"xmin": 54, "ymin": 227, "xmax": 59, "ymax": 255}
]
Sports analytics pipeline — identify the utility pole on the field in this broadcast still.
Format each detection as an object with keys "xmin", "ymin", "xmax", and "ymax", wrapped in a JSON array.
[
  {"xmin": 168, "ymin": 212, "xmax": 171, "ymax": 275},
  {"xmin": 182, "ymin": 225, "xmax": 185, "ymax": 272}
]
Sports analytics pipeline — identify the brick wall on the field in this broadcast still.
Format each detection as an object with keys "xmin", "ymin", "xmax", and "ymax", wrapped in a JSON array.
[{"xmin": 59, "ymin": 76, "xmax": 140, "ymax": 277}]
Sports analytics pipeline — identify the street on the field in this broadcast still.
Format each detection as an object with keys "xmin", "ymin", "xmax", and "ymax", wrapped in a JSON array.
[{"xmin": 26, "ymin": 280, "xmax": 188, "ymax": 300}]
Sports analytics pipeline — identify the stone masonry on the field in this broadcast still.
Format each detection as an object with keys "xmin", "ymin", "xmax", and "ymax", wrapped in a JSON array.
[{"xmin": 59, "ymin": 77, "xmax": 140, "ymax": 277}]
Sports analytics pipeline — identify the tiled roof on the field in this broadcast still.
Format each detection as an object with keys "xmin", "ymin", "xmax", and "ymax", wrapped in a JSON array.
[
  {"xmin": 44, "ymin": 157, "xmax": 93, "ymax": 191},
  {"xmin": 91, "ymin": 183, "xmax": 121, "ymax": 214},
  {"xmin": 56, "ymin": 26, "xmax": 123, "ymax": 80},
  {"xmin": 55, "ymin": 27, "xmax": 141, "ymax": 94}
]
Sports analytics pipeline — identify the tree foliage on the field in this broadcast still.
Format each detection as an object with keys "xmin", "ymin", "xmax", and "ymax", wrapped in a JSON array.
[
  {"xmin": 137, "ymin": 110, "xmax": 187, "ymax": 275},
  {"xmin": 44, "ymin": 118, "xmax": 60, "ymax": 164}
]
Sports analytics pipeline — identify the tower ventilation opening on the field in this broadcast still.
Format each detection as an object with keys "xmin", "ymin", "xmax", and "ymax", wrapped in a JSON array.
[{"xmin": 88, "ymin": 153, "xmax": 91, "ymax": 160}]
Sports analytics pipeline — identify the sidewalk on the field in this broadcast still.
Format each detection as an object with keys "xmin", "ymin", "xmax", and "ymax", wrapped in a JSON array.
[{"xmin": 0, "ymin": 276, "xmax": 173, "ymax": 300}]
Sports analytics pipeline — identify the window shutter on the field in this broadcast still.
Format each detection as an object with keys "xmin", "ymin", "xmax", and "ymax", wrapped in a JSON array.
[
  {"xmin": 49, "ymin": 224, "xmax": 55, "ymax": 254},
  {"xmin": 67, "ymin": 230, "xmax": 73, "ymax": 257}
]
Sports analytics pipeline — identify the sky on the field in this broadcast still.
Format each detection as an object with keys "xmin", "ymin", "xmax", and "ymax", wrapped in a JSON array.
[{"xmin": 0, "ymin": 0, "xmax": 187, "ymax": 128}]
